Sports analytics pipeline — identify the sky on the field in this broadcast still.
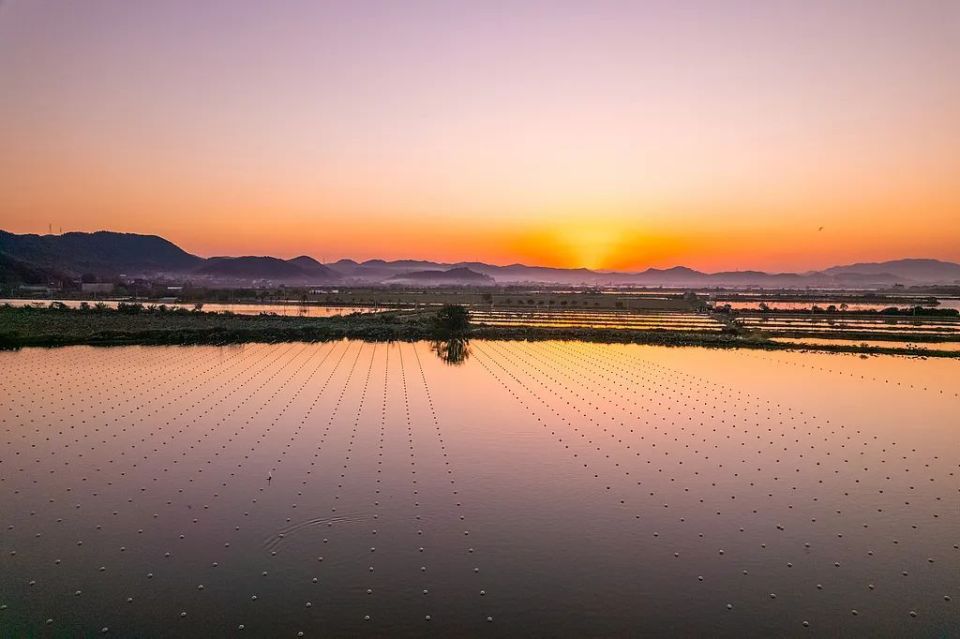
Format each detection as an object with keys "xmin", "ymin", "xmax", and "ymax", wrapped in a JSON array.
[{"xmin": 0, "ymin": 0, "xmax": 958, "ymax": 272}]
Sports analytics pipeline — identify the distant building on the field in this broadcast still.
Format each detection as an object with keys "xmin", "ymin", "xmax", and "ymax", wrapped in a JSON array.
[
  {"xmin": 81, "ymin": 282, "xmax": 115, "ymax": 294},
  {"xmin": 18, "ymin": 284, "xmax": 54, "ymax": 295}
]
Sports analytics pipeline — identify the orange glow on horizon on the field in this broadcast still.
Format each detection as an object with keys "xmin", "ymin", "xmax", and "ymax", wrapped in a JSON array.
[{"xmin": 1, "ymin": 1, "xmax": 958, "ymax": 272}]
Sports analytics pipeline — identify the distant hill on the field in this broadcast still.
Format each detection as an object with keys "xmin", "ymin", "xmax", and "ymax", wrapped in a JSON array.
[
  {"xmin": 0, "ymin": 232, "xmax": 338, "ymax": 284},
  {"xmin": 824, "ymin": 259, "xmax": 960, "ymax": 284},
  {"xmin": 287, "ymin": 256, "xmax": 337, "ymax": 279},
  {"xmin": 460, "ymin": 262, "xmax": 598, "ymax": 285},
  {"xmin": 324, "ymin": 259, "xmax": 601, "ymax": 285},
  {"xmin": 0, "ymin": 230, "xmax": 203, "ymax": 277},
  {"xmin": 386, "ymin": 267, "xmax": 494, "ymax": 286},
  {"xmin": 327, "ymin": 258, "xmax": 360, "ymax": 273},
  {"xmin": 2, "ymin": 230, "xmax": 958, "ymax": 288},
  {"xmin": 602, "ymin": 266, "xmax": 705, "ymax": 286},
  {"xmin": 335, "ymin": 259, "xmax": 463, "ymax": 281},
  {"xmin": 194, "ymin": 256, "xmax": 335, "ymax": 282},
  {"xmin": 0, "ymin": 252, "xmax": 71, "ymax": 285}
]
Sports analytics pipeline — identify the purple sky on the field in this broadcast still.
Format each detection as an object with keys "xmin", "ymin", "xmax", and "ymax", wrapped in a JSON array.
[{"xmin": 1, "ymin": 0, "xmax": 958, "ymax": 269}]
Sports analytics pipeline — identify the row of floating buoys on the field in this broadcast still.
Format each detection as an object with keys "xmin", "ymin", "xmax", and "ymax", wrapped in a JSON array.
[
  {"xmin": 254, "ymin": 341, "xmax": 370, "ymax": 633},
  {"xmin": 1, "ymin": 343, "xmax": 296, "ymax": 632},
  {"xmin": 407, "ymin": 343, "xmax": 491, "ymax": 623},
  {"xmin": 567, "ymin": 342, "xmax": 956, "ymax": 618},
  {"xmin": 1, "ymin": 341, "xmax": 239, "ymax": 461},
  {"xmin": 1, "ymin": 339, "xmax": 954, "ymax": 634},
  {"xmin": 1, "ymin": 342, "xmax": 376, "ymax": 633},
  {"xmin": 744, "ymin": 350, "xmax": 960, "ymax": 398},
  {"xmin": 469, "ymin": 340, "xmax": 955, "ymax": 630}
]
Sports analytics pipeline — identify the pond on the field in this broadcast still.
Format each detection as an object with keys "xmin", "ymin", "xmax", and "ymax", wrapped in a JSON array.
[
  {"xmin": 0, "ymin": 341, "xmax": 957, "ymax": 636},
  {"xmin": 0, "ymin": 299, "xmax": 392, "ymax": 317}
]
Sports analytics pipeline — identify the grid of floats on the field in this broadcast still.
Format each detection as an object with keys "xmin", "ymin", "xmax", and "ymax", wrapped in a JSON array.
[{"xmin": 0, "ymin": 341, "xmax": 957, "ymax": 637}]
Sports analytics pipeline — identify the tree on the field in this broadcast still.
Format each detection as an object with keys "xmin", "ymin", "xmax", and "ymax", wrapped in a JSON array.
[{"xmin": 433, "ymin": 304, "xmax": 470, "ymax": 335}]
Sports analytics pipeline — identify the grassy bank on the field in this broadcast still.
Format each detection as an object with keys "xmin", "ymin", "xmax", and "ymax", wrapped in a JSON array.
[
  {"xmin": 0, "ymin": 304, "xmax": 442, "ymax": 348},
  {"xmin": 1, "ymin": 305, "xmax": 958, "ymax": 358}
]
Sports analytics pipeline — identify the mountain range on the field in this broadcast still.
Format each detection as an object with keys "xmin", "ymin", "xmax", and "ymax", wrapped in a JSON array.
[{"xmin": 2, "ymin": 230, "xmax": 960, "ymax": 288}]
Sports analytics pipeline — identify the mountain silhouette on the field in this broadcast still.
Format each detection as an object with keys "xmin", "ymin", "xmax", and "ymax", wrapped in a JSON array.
[
  {"xmin": 2, "ymin": 230, "xmax": 959, "ymax": 287},
  {"xmin": 385, "ymin": 267, "xmax": 494, "ymax": 285},
  {"xmin": 0, "ymin": 230, "xmax": 202, "ymax": 276}
]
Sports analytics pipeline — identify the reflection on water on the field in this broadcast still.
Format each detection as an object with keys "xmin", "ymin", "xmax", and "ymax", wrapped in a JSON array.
[
  {"xmin": 431, "ymin": 337, "xmax": 471, "ymax": 365},
  {"xmin": 770, "ymin": 337, "xmax": 960, "ymax": 352},
  {"xmin": 0, "ymin": 342, "xmax": 957, "ymax": 637},
  {"xmin": 470, "ymin": 309, "xmax": 722, "ymax": 331},
  {"xmin": 723, "ymin": 301, "xmax": 934, "ymax": 311},
  {"xmin": 0, "ymin": 299, "xmax": 389, "ymax": 317}
]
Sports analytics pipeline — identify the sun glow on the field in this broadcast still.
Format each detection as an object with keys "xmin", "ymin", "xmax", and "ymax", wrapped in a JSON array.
[
  {"xmin": 555, "ymin": 224, "xmax": 623, "ymax": 271},
  {"xmin": 0, "ymin": 1, "xmax": 958, "ymax": 271}
]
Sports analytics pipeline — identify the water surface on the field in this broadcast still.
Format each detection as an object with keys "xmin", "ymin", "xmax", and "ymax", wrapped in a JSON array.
[
  {"xmin": 0, "ymin": 299, "xmax": 388, "ymax": 317},
  {"xmin": 1, "ymin": 341, "xmax": 957, "ymax": 637}
]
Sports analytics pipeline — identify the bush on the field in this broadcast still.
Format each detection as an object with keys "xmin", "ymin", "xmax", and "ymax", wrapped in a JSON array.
[{"xmin": 117, "ymin": 302, "xmax": 144, "ymax": 314}]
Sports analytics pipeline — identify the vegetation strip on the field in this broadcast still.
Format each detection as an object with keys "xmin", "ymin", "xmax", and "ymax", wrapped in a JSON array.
[{"xmin": 1, "ymin": 305, "xmax": 958, "ymax": 358}]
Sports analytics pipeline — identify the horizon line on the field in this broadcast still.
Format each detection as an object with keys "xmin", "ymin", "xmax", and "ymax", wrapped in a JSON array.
[{"xmin": 3, "ymin": 227, "xmax": 958, "ymax": 277}]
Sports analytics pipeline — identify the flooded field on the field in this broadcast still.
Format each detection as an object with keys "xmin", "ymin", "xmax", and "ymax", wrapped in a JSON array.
[
  {"xmin": 734, "ymin": 314, "xmax": 960, "ymax": 349},
  {"xmin": 1, "ymin": 341, "xmax": 957, "ymax": 637},
  {"xmin": 723, "ymin": 302, "xmax": 926, "ymax": 311},
  {"xmin": 738, "ymin": 316, "xmax": 960, "ymax": 331},
  {"xmin": 770, "ymin": 338, "xmax": 960, "ymax": 353},
  {"xmin": 714, "ymin": 298, "xmax": 960, "ymax": 312},
  {"xmin": 0, "ymin": 300, "xmax": 388, "ymax": 317},
  {"xmin": 470, "ymin": 310, "xmax": 722, "ymax": 331}
]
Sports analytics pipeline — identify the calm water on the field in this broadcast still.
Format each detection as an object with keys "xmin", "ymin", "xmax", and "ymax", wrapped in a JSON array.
[
  {"xmin": 470, "ymin": 310, "xmax": 721, "ymax": 331},
  {"xmin": 770, "ymin": 337, "xmax": 960, "ymax": 352},
  {"xmin": 722, "ymin": 302, "xmax": 937, "ymax": 311},
  {"xmin": 0, "ymin": 299, "xmax": 388, "ymax": 317},
  {"xmin": 714, "ymin": 297, "xmax": 960, "ymax": 312},
  {"xmin": 0, "ymin": 341, "xmax": 957, "ymax": 637}
]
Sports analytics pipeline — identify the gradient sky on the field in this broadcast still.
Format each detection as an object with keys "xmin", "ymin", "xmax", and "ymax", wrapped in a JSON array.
[{"xmin": 1, "ymin": 0, "xmax": 958, "ymax": 271}]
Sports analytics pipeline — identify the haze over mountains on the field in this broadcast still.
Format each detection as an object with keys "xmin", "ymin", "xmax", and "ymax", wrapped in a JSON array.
[{"xmin": 2, "ymin": 230, "xmax": 959, "ymax": 288}]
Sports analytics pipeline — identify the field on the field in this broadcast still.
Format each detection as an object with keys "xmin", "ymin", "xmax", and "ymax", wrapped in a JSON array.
[
  {"xmin": 469, "ymin": 308, "xmax": 723, "ymax": 331},
  {"xmin": 0, "ymin": 341, "xmax": 957, "ymax": 636}
]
